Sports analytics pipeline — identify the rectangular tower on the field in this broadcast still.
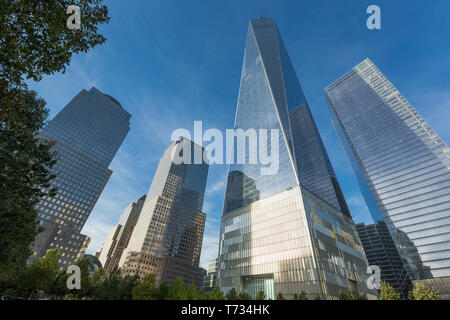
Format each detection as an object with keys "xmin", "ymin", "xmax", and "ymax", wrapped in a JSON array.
[
  {"xmin": 31, "ymin": 87, "xmax": 131, "ymax": 267},
  {"xmin": 217, "ymin": 17, "xmax": 375, "ymax": 300},
  {"xmin": 325, "ymin": 58, "xmax": 450, "ymax": 293},
  {"xmin": 98, "ymin": 195, "xmax": 146, "ymax": 273},
  {"xmin": 120, "ymin": 138, "xmax": 209, "ymax": 288}
]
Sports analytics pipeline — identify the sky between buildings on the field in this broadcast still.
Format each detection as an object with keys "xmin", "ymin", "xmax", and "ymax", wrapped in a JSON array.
[{"xmin": 27, "ymin": 0, "xmax": 450, "ymax": 268}]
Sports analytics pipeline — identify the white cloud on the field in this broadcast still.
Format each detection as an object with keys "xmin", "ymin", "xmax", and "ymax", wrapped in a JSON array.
[
  {"xmin": 83, "ymin": 215, "xmax": 115, "ymax": 255},
  {"xmin": 199, "ymin": 232, "xmax": 220, "ymax": 270}
]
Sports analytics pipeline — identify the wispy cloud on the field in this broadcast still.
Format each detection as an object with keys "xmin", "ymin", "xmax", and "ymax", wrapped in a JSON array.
[{"xmin": 200, "ymin": 232, "xmax": 220, "ymax": 269}]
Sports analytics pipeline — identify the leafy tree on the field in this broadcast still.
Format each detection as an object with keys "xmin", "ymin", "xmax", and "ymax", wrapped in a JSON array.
[
  {"xmin": 22, "ymin": 249, "xmax": 60, "ymax": 298},
  {"xmin": 2, "ymin": 0, "xmax": 110, "ymax": 86},
  {"xmin": 409, "ymin": 283, "xmax": 440, "ymax": 300},
  {"xmin": 314, "ymin": 294, "xmax": 322, "ymax": 300},
  {"xmin": 238, "ymin": 291, "xmax": 252, "ymax": 300},
  {"xmin": 133, "ymin": 273, "xmax": 157, "ymax": 300},
  {"xmin": 225, "ymin": 287, "xmax": 238, "ymax": 300},
  {"xmin": 298, "ymin": 291, "xmax": 308, "ymax": 300},
  {"xmin": 210, "ymin": 287, "xmax": 225, "ymax": 300},
  {"xmin": 0, "ymin": 87, "xmax": 57, "ymax": 286},
  {"xmin": 169, "ymin": 277, "xmax": 186, "ymax": 300},
  {"xmin": 256, "ymin": 290, "xmax": 266, "ymax": 300},
  {"xmin": 90, "ymin": 268, "xmax": 106, "ymax": 288},
  {"xmin": 276, "ymin": 292, "xmax": 285, "ymax": 300},
  {"xmin": 379, "ymin": 281, "xmax": 400, "ymax": 300},
  {"xmin": 0, "ymin": 0, "xmax": 110, "ymax": 285},
  {"xmin": 156, "ymin": 282, "xmax": 170, "ymax": 300},
  {"xmin": 338, "ymin": 290, "xmax": 355, "ymax": 300},
  {"xmin": 185, "ymin": 282, "xmax": 198, "ymax": 300},
  {"xmin": 92, "ymin": 268, "xmax": 138, "ymax": 300}
]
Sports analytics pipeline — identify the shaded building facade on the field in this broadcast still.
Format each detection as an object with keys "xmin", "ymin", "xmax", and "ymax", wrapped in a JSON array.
[
  {"xmin": 120, "ymin": 138, "xmax": 209, "ymax": 288},
  {"xmin": 356, "ymin": 221, "xmax": 410, "ymax": 298},
  {"xmin": 217, "ymin": 17, "xmax": 375, "ymax": 300},
  {"xmin": 325, "ymin": 58, "xmax": 450, "ymax": 295},
  {"xmin": 31, "ymin": 87, "xmax": 131, "ymax": 267},
  {"xmin": 98, "ymin": 195, "xmax": 146, "ymax": 273}
]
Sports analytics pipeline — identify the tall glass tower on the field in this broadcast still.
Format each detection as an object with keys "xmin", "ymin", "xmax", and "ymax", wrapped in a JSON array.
[
  {"xmin": 217, "ymin": 17, "xmax": 375, "ymax": 299},
  {"xmin": 120, "ymin": 137, "xmax": 209, "ymax": 288},
  {"xmin": 325, "ymin": 58, "xmax": 450, "ymax": 294},
  {"xmin": 31, "ymin": 87, "xmax": 131, "ymax": 267}
]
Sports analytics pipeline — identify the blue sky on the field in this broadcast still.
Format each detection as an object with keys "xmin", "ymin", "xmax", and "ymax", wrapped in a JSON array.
[{"xmin": 28, "ymin": 0, "xmax": 450, "ymax": 268}]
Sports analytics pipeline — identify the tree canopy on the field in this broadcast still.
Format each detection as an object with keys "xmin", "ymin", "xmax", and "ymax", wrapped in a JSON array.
[{"xmin": 0, "ymin": 0, "xmax": 110, "ymax": 286}]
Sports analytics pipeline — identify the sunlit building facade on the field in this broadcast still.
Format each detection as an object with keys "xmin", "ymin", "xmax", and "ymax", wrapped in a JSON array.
[
  {"xmin": 217, "ymin": 17, "xmax": 375, "ymax": 300},
  {"xmin": 98, "ymin": 195, "xmax": 146, "ymax": 273},
  {"xmin": 31, "ymin": 87, "xmax": 131, "ymax": 267},
  {"xmin": 121, "ymin": 138, "xmax": 208, "ymax": 288},
  {"xmin": 202, "ymin": 258, "xmax": 218, "ymax": 291},
  {"xmin": 325, "ymin": 58, "xmax": 450, "ymax": 295}
]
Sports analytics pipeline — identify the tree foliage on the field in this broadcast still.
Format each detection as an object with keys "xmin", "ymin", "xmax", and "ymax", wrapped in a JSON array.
[
  {"xmin": 133, "ymin": 273, "xmax": 157, "ymax": 300},
  {"xmin": 0, "ymin": 0, "xmax": 110, "ymax": 284},
  {"xmin": 276, "ymin": 292, "xmax": 285, "ymax": 300},
  {"xmin": 169, "ymin": 277, "xmax": 186, "ymax": 300},
  {"xmin": 380, "ymin": 281, "xmax": 400, "ymax": 300},
  {"xmin": 225, "ymin": 287, "xmax": 238, "ymax": 300},
  {"xmin": 409, "ymin": 283, "xmax": 440, "ymax": 300},
  {"xmin": 237, "ymin": 291, "xmax": 252, "ymax": 300},
  {"xmin": 256, "ymin": 290, "xmax": 266, "ymax": 300},
  {"xmin": 1, "ymin": 0, "xmax": 110, "ymax": 86}
]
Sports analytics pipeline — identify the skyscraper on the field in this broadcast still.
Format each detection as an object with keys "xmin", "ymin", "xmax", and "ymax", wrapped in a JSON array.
[
  {"xmin": 325, "ymin": 58, "xmax": 450, "ymax": 295},
  {"xmin": 202, "ymin": 258, "xmax": 218, "ymax": 291},
  {"xmin": 98, "ymin": 195, "xmax": 146, "ymax": 273},
  {"xmin": 217, "ymin": 17, "xmax": 375, "ymax": 299},
  {"xmin": 120, "ymin": 137, "xmax": 209, "ymax": 288},
  {"xmin": 30, "ymin": 87, "xmax": 131, "ymax": 267},
  {"xmin": 356, "ymin": 221, "xmax": 410, "ymax": 298}
]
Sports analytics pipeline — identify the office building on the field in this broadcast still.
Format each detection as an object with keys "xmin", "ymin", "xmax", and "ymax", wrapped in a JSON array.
[
  {"xmin": 121, "ymin": 138, "xmax": 209, "ymax": 288},
  {"xmin": 30, "ymin": 87, "xmax": 131, "ymax": 267},
  {"xmin": 98, "ymin": 195, "xmax": 146, "ymax": 273},
  {"xmin": 325, "ymin": 58, "xmax": 450, "ymax": 295},
  {"xmin": 202, "ymin": 258, "xmax": 218, "ymax": 291},
  {"xmin": 217, "ymin": 17, "xmax": 375, "ymax": 300}
]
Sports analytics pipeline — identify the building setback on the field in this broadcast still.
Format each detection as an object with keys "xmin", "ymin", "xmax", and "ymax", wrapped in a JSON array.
[
  {"xmin": 98, "ymin": 195, "xmax": 146, "ymax": 273},
  {"xmin": 31, "ymin": 87, "xmax": 131, "ymax": 267},
  {"xmin": 325, "ymin": 58, "xmax": 450, "ymax": 296},
  {"xmin": 217, "ymin": 17, "xmax": 375, "ymax": 300},
  {"xmin": 120, "ymin": 138, "xmax": 209, "ymax": 288}
]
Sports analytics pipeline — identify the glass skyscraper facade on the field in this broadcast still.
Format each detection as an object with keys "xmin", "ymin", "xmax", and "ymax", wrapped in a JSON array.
[
  {"xmin": 356, "ymin": 221, "xmax": 410, "ymax": 298},
  {"xmin": 120, "ymin": 137, "xmax": 209, "ymax": 288},
  {"xmin": 31, "ymin": 87, "xmax": 131, "ymax": 267},
  {"xmin": 217, "ymin": 17, "xmax": 375, "ymax": 299},
  {"xmin": 325, "ymin": 58, "xmax": 450, "ymax": 290}
]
